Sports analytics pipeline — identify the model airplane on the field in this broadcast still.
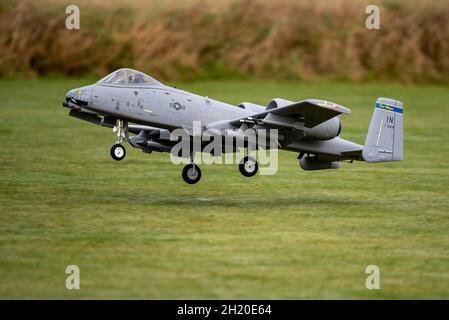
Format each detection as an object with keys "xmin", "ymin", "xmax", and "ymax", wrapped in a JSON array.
[{"xmin": 63, "ymin": 68, "xmax": 403, "ymax": 184}]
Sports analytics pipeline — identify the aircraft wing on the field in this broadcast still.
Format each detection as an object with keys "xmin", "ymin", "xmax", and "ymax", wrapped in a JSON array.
[{"xmin": 229, "ymin": 99, "xmax": 351, "ymax": 129}]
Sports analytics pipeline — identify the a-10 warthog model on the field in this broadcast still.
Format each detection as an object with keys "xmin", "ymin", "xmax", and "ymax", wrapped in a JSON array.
[{"xmin": 63, "ymin": 68, "xmax": 403, "ymax": 184}]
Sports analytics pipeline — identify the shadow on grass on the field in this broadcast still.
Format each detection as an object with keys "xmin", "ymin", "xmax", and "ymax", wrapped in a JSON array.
[{"xmin": 91, "ymin": 192, "xmax": 368, "ymax": 209}]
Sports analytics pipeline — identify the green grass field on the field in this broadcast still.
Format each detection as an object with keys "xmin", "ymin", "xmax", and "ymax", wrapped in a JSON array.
[{"xmin": 0, "ymin": 78, "xmax": 448, "ymax": 299}]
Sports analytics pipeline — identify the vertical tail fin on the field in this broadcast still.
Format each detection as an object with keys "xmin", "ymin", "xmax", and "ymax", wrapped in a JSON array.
[{"xmin": 362, "ymin": 97, "xmax": 404, "ymax": 162}]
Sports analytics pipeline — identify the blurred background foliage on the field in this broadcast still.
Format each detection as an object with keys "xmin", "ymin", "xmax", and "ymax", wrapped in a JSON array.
[{"xmin": 0, "ymin": 0, "xmax": 448, "ymax": 83}]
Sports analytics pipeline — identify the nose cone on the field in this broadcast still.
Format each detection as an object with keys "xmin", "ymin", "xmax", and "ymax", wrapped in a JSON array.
[
  {"xmin": 65, "ymin": 89, "xmax": 75, "ymax": 99},
  {"xmin": 63, "ymin": 86, "xmax": 93, "ymax": 109}
]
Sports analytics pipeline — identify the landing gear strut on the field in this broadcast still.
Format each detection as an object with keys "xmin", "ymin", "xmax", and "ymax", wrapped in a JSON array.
[
  {"xmin": 239, "ymin": 156, "xmax": 258, "ymax": 177},
  {"xmin": 110, "ymin": 119, "xmax": 128, "ymax": 161}
]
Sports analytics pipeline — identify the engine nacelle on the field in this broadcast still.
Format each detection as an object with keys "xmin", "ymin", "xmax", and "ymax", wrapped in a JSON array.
[
  {"xmin": 266, "ymin": 98, "xmax": 294, "ymax": 110},
  {"xmin": 265, "ymin": 98, "xmax": 341, "ymax": 140},
  {"xmin": 303, "ymin": 116, "xmax": 341, "ymax": 140},
  {"xmin": 238, "ymin": 102, "xmax": 265, "ymax": 113},
  {"xmin": 299, "ymin": 155, "xmax": 341, "ymax": 171}
]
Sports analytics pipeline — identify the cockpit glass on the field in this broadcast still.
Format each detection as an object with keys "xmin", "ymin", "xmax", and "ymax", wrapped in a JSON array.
[{"xmin": 97, "ymin": 68, "xmax": 160, "ymax": 86}]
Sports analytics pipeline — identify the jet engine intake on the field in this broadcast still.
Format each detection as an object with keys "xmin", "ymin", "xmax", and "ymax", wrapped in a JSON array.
[{"xmin": 266, "ymin": 98, "xmax": 294, "ymax": 110}]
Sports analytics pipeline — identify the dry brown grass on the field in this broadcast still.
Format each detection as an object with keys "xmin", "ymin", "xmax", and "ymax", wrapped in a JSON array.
[{"xmin": 1, "ymin": 0, "xmax": 448, "ymax": 82}]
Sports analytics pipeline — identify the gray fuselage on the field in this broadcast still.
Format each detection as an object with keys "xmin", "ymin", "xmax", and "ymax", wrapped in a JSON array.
[
  {"xmin": 78, "ymin": 83, "xmax": 251, "ymax": 131},
  {"xmin": 65, "ymin": 75, "xmax": 363, "ymax": 161}
]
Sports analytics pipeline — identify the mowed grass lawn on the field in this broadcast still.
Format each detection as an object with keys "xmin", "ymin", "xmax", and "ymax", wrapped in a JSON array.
[{"xmin": 0, "ymin": 78, "xmax": 448, "ymax": 299}]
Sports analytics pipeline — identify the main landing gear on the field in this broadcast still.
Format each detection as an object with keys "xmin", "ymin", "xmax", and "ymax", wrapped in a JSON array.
[
  {"xmin": 180, "ymin": 155, "xmax": 259, "ymax": 185},
  {"xmin": 108, "ymin": 122, "xmax": 259, "ymax": 184},
  {"xmin": 239, "ymin": 156, "xmax": 258, "ymax": 177},
  {"xmin": 110, "ymin": 119, "xmax": 128, "ymax": 161},
  {"xmin": 182, "ymin": 163, "xmax": 202, "ymax": 184}
]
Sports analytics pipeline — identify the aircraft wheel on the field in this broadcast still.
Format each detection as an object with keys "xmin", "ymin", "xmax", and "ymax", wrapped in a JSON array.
[
  {"xmin": 182, "ymin": 164, "xmax": 201, "ymax": 184},
  {"xmin": 110, "ymin": 143, "xmax": 126, "ymax": 161},
  {"xmin": 239, "ymin": 156, "xmax": 258, "ymax": 177}
]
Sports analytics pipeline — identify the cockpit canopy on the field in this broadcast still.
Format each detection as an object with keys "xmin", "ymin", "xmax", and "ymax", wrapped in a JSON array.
[{"xmin": 97, "ymin": 68, "xmax": 161, "ymax": 86}]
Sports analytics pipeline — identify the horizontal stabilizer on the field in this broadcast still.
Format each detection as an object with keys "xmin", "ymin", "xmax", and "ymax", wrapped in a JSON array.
[{"xmin": 230, "ymin": 99, "xmax": 350, "ymax": 129}]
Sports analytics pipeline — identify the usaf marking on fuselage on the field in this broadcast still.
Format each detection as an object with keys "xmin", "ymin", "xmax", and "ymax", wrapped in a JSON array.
[
  {"xmin": 62, "ymin": 68, "xmax": 404, "ymax": 184},
  {"xmin": 170, "ymin": 102, "xmax": 185, "ymax": 111}
]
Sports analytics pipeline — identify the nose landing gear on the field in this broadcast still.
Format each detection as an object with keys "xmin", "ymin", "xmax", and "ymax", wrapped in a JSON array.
[
  {"xmin": 110, "ymin": 119, "xmax": 129, "ymax": 161},
  {"xmin": 110, "ymin": 143, "xmax": 126, "ymax": 161}
]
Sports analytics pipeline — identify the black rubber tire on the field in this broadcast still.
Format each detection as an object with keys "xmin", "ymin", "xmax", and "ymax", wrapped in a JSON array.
[
  {"xmin": 182, "ymin": 164, "xmax": 202, "ymax": 184},
  {"xmin": 110, "ymin": 143, "xmax": 126, "ymax": 161},
  {"xmin": 239, "ymin": 156, "xmax": 258, "ymax": 177}
]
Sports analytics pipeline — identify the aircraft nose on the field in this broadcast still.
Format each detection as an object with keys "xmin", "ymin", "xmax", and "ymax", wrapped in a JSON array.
[
  {"xmin": 62, "ymin": 87, "xmax": 91, "ymax": 109},
  {"xmin": 63, "ymin": 90, "xmax": 73, "ymax": 108},
  {"xmin": 65, "ymin": 90, "xmax": 75, "ymax": 98}
]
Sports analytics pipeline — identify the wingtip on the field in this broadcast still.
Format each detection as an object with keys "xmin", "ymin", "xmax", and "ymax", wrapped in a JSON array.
[{"xmin": 306, "ymin": 99, "xmax": 351, "ymax": 115}]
